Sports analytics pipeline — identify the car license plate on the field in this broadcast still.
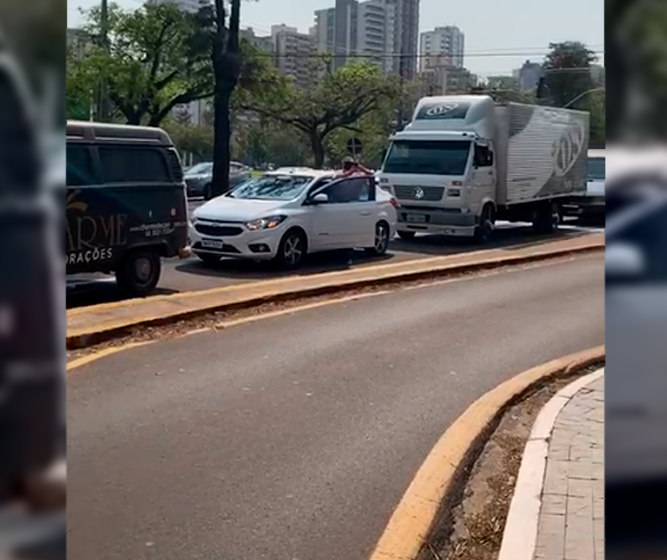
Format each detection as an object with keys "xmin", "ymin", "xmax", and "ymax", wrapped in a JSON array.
[
  {"xmin": 407, "ymin": 214, "xmax": 426, "ymax": 223},
  {"xmin": 202, "ymin": 239, "xmax": 224, "ymax": 249}
]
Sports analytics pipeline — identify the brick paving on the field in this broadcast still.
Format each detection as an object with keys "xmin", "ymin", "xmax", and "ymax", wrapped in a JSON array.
[{"xmin": 534, "ymin": 376, "xmax": 604, "ymax": 560}]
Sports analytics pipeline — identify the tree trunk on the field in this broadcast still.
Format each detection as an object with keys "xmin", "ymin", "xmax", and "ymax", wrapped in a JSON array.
[
  {"xmin": 309, "ymin": 130, "xmax": 325, "ymax": 169},
  {"xmin": 211, "ymin": 87, "xmax": 233, "ymax": 197}
]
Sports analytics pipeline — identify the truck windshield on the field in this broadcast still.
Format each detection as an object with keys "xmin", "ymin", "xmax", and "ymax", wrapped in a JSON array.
[
  {"xmin": 587, "ymin": 157, "xmax": 605, "ymax": 180},
  {"xmin": 383, "ymin": 140, "xmax": 471, "ymax": 175}
]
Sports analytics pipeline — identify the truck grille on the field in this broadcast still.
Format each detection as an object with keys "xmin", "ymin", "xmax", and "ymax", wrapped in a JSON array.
[
  {"xmin": 194, "ymin": 224, "xmax": 243, "ymax": 237},
  {"xmin": 394, "ymin": 185, "xmax": 444, "ymax": 201}
]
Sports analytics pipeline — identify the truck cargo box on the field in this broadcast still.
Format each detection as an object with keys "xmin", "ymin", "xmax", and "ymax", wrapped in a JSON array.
[{"xmin": 495, "ymin": 103, "xmax": 589, "ymax": 206}]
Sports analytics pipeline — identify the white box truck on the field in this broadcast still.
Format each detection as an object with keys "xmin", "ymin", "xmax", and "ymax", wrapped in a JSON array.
[{"xmin": 377, "ymin": 95, "xmax": 590, "ymax": 242}]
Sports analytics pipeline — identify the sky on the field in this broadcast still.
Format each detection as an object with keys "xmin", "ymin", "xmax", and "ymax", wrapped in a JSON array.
[{"xmin": 68, "ymin": 0, "xmax": 604, "ymax": 76}]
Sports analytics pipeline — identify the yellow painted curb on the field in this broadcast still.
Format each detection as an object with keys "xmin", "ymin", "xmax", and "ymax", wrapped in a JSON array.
[
  {"xmin": 366, "ymin": 345, "xmax": 605, "ymax": 560},
  {"xmin": 67, "ymin": 235, "xmax": 603, "ymax": 350}
]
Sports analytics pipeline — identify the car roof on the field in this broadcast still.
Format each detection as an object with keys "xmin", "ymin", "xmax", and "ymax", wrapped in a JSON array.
[{"xmin": 266, "ymin": 167, "xmax": 334, "ymax": 180}]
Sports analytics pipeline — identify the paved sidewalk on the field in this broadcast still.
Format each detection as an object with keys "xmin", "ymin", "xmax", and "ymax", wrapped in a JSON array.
[{"xmin": 535, "ymin": 376, "xmax": 605, "ymax": 560}]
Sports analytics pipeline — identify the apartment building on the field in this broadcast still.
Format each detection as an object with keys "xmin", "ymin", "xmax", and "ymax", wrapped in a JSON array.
[
  {"xmin": 387, "ymin": 0, "xmax": 419, "ymax": 79},
  {"xmin": 419, "ymin": 26, "xmax": 465, "ymax": 72},
  {"xmin": 313, "ymin": 0, "xmax": 401, "ymax": 76},
  {"xmin": 271, "ymin": 24, "xmax": 316, "ymax": 89}
]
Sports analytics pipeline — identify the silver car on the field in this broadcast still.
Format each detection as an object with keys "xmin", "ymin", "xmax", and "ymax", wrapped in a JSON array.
[{"xmin": 184, "ymin": 161, "xmax": 251, "ymax": 200}]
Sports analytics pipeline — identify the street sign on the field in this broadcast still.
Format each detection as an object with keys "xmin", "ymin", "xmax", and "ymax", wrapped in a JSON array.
[{"xmin": 347, "ymin": 137, "xmax": 362, "ymax": 157}]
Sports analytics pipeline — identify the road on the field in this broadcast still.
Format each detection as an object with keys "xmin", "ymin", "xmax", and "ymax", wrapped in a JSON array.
[
  {"xmin": 68, "ymin": 255, "xmax": 604, "ymax": 560},
  {"xmin": 66, "ymin": 206, "xmax": 603, "ymax": 308}
]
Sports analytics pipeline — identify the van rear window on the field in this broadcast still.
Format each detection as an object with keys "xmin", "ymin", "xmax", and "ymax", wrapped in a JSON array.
[{"xmin": 99, "ymin": 146, "xmax": 171, "ymax": 183}]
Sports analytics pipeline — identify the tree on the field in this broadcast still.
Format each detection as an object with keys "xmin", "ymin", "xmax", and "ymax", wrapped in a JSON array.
[
  {"xmin": 79, "ymin": 2, "xmax": 214, "ymax": 125},
  {"xmin": 243, "ymin": 62, "xmax": 400, "ymax": 168},
  {"xmin": 541, "ymin": 42, "xmax": 597, "ymax": 107}
]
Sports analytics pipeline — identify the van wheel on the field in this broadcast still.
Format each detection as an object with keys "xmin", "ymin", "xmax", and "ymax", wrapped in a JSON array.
[
  {"xmin": 116, "ymin": 249, "xmax": 161, "ymax": 297},
  {"xmin": 398, "ymin": 231, "xmax": 416, "ymax": 240},
  {"xmin": 204, "ymin": 184, "xmax": 213, "ymax": 200},
  {"xmin": 475, "ymin": 204, "xmax": 495, "ymax": 243}
]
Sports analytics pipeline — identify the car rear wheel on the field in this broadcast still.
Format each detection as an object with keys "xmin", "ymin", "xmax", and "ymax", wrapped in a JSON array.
[
  {"xmin": 116, "ymin": 248, "xmax": 161, "ymax": 297},
  {"xmin": 276, "ymin": 229, "xmax": 306, "ymax": 269},
  {"xmin": 366, "ymin": 222, "xmax": 390, "ymax": 256}
]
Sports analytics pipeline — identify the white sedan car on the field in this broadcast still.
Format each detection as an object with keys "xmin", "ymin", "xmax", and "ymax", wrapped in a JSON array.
[{"xmin": 190, "ymin": 168, "xmax": 398, "ymax": 268}]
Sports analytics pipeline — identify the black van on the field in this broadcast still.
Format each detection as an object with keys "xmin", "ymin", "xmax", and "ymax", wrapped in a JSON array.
[{"xmin": 66, "ymin": 121, "xmax": 190, "ymax": 296}]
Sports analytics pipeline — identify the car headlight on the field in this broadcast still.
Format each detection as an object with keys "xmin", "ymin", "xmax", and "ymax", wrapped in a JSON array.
[{"xmin": 245, "ymin": 215, "xmax": 288, "ymax": 231}]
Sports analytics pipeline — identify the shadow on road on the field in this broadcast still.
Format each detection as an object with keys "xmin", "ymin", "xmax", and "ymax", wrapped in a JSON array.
[
  {"xmin": 66, "ymin": 220, "xmax": 599, "ymax": 309},
  {"xmin": 67, "ymin": 285, "xmax": 179, "ymax": 310},
  {"xmin": 175, "ymin": 249, "xmax": 394, "ymax": 280}
]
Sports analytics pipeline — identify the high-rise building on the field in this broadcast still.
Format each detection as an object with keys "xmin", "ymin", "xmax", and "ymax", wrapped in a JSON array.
[
  {"xmin": 314, "ymin": 8, "xmax": 336, "ymax": 54},
  {"xmin": 271, "ymin": 24, "xmax": 316, "ymax": 89},
  {"xmin": 516, "ymin": 60, "xmax": 542, "ymax": 92},
  {"xmin": 387, "ymin": 0, "xmax": 420, "ymax": 79},
  {"xmin": 146, "ymin": 0, "xmax": 204, "ymax": 13},
  {"xmin": 313, "ymin": 0, "xmax": 398, "ymax": 75},
  {"xmin": 419, "ymin": 26, "xmax": 465, "ymax": 72}
]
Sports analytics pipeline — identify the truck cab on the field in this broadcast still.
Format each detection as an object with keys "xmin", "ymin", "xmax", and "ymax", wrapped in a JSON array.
[{"xmin": 378, "ymin": 96, "xmax": 498, "ymax": 240}]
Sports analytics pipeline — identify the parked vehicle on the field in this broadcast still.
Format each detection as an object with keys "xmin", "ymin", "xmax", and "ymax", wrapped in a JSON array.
[
  {"xmin": 190, "ymin": 168, "xmax": 398, "ymax": 268},
  {"xmin": 66, "ymin": 121, "xmax": 190, "ymax": 296},
  {"xmin": 377, "ymin": 95, "xmax": 590, "ymax": 242},
  {"xmin": 184, "ymin": 161, "xmax": 251, "ymax": 199},
  {"xmin": 562, "ymin": 148, "xmax": 605, "ymax": 219}
]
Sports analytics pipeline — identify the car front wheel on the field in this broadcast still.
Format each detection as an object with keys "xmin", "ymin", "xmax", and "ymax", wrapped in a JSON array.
[
  {"xmin": 276, "ymin": 229, "xmax": 306, "ymax": 269},
  {"xmin": 366, "ymin": 222, "xmax": 390, "ymax": 256}
]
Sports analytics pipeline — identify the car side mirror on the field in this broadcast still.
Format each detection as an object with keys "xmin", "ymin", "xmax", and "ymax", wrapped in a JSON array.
[
  {"xmin": 311, "ymin": 193, "xmax": 329, "ymax": 204},
  {"xmin": 606, "ymin": 243, "xmax": 645, "ymax": 282}
]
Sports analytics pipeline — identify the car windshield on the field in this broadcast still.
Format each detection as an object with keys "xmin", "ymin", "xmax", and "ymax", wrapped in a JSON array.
[
  {"xmin": 587, "ymin": 157, "xmax": 605, "ymax": 180},
  {"xmin": 186, "ymin": 162, "xmax": 213, "ymax": 176},
  {"xmin": 228, "ymin": 175, "xmax": 313, "ymax": 201},
  {"xmin": 383, "ymin": 140, "xmax": 471, "ymax": 175}
]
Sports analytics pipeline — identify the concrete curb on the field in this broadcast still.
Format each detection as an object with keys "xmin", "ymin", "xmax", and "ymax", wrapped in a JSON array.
[
  {"xmin": 66, "ymin": 234, "xmax": 603, "ymax": 349},
  {"xmin": 366, "ymin": 345, "xmax": 605, "ymax": 560},
  {"xmin": 496, "ymin": 368, "xmax": 605, "ymax": 560}
]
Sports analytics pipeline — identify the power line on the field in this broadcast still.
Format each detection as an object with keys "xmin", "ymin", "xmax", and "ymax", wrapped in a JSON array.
[{"xmin": 258, "ymin": 50, "xmax": 605, "ymax": 59}]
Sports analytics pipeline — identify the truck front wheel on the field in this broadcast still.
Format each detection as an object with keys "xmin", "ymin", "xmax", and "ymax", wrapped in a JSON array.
[
  {"xmin": 116, "ymin": 248, "xmax": 162, "ymax": 297},
  {"xmin": 474, "ymin": 204, "xmax": 495, "ymax": 244}
]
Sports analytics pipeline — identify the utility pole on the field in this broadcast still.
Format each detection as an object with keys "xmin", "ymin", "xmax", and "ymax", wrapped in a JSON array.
[{"xmin": 98, "ymin": 0, "xmax": 110, "ymax": 121}]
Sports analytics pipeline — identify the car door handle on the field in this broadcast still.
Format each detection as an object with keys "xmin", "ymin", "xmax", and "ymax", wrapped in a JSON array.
[{"xmin": 360, "ymin": 211, "xmax": 372, "ymax": 216}]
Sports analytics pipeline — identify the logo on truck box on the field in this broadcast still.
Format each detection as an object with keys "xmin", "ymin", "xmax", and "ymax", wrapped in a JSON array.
[{"xmin": 552, "ymin": 121, "xmax": 586, "ymax": 177}]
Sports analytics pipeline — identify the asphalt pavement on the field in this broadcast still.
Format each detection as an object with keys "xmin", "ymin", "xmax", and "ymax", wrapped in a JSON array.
[
  {"xmin": 68, "ymin": 254, "xmax": 604, "ymax": 560},
  {"xmin": 66, "ymin": 200, "xmax": 603, "ymax": 308}
]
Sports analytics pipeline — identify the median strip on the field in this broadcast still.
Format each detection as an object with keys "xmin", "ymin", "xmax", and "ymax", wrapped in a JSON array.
[{"xmin": 67, "ymin": 234, "xmax": 604, "ymax": 349}]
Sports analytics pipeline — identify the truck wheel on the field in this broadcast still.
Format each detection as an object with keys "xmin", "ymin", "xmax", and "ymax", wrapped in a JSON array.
[
  {"xmin": 475, "ymin": 204, "xmax": 495, "ymax": 244},
  {"xmin": 116, "ymin": 249, "xmax": 161, "ymax": 297},
  {"xmin": 533, "ymin": 203, "xmax": 560, "ymax": 234},
  {"xmin": 398, "ymin": 231, "xmax": 416, "ymax": 240}
]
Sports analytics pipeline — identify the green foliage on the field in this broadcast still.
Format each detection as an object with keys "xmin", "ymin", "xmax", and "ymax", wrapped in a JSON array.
[
  {"xmin": 242, "ymin": 62, "xmax": 401, "ymax": 168},
  {"xmin": 542, "ymin": 41, "xmax": 598, "ymax": 107},
  {"xmin": 74, "ymin": 2, "xmax": 213, "ymax": 125},
  {"xmin": 586, "ymin": 90, "xmax": 606, "ymax": 148}
]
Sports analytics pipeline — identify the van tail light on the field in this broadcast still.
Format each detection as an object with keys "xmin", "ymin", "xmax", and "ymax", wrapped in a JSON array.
[{"xmin": 390, "ymin": 197, "xmax": 399, "ymax": 209}]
